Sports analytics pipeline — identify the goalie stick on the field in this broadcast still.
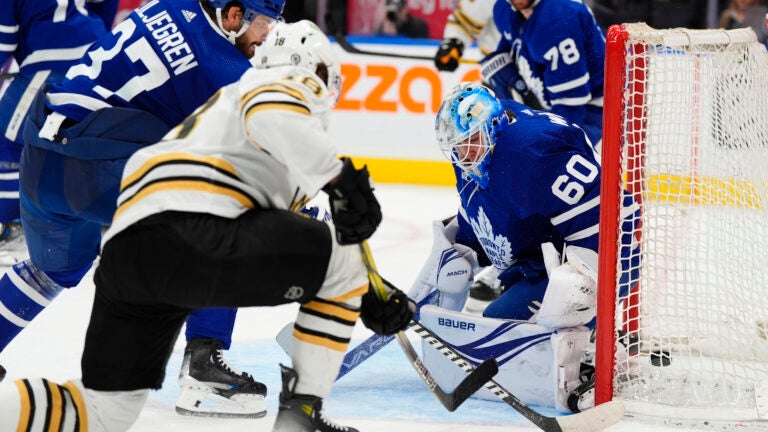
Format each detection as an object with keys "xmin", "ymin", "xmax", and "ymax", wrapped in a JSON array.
[
  {"xmin": 411, "ymin": 322, "xmax": 625, "ymax": 432},
  {"xmin": 359, "ymin": 240, "xmax": 498, "ymax": 412},
  {"xmin": 324, "ymin": 13, "xmax": 478, "ymax": 64}
]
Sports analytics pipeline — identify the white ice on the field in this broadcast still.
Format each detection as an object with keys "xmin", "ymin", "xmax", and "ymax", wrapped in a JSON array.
[{"xmin": 0, "ymin": 184, "xmax": 700, "ymax": 431}]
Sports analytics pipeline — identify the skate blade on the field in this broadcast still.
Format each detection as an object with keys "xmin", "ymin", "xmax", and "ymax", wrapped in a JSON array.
[{"xmin": 175, "ymin": 386, "xmax": 267, "ymax": 418}]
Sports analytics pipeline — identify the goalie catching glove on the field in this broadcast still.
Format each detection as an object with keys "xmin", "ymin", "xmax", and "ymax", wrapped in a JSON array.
[
  {"xmin": 535, "ymin": 243, "xmax": 598, "ymax": 329},
  {"xmin": 324, "ymin": 157, "xmax": 382, "ymax": 245},
  {"xmin": 360, "ymin": 277, "xmax": 416, "ymax": 335}
]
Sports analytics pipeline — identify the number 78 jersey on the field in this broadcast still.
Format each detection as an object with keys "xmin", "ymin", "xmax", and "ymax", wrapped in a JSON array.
[
  {"xmin": 495, "ymin": 0, "xmax": 605, "ymax": 116},
  {"xmin": 453, "ymin": 100, "xmax": 604, "ymax": 270}
]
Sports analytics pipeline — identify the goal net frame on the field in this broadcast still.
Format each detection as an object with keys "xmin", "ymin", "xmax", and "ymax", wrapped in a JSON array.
[{"xmin": 595, "ymin": 22, "xmax": 768, "ymax": 427}]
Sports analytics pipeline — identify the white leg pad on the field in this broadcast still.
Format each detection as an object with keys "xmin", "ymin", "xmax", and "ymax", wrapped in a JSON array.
[{"xmin": 419, "ymin": 305, "xmax": 590, "ymax": 411}]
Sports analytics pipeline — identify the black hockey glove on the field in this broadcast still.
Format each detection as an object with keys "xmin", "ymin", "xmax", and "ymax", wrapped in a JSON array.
[
  {"xmin": 360, "ymin": 280, "xmax": 415, "ymax": 335},
  {"xmin": 434, "ymin": 38, "xmax": 464, "ymax": 72},
  {"xmin": 324, "ymin": 157, "xmax": 382, "ymax": 245}
]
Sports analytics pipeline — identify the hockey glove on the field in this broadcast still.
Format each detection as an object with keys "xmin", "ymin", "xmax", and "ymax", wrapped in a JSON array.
[
  {"xmin": 360, "ymin": 280, "xmax": 415, "ymax": 335},
  {"xmin": 324, "ymin": 157, "xmax": 382, "ymax": 245},
  {"xmin": 480, "ymin": 51, "xmax": 542, "ymax": 109},
  {"xmin": 434, "ymin": 38, "xmax": 464, "ymax": 72}
]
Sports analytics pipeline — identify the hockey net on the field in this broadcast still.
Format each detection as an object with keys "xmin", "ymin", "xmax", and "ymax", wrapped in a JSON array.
[{"xmin": 595, "ymin": 23, "xmax": 768, "ymax": 427}]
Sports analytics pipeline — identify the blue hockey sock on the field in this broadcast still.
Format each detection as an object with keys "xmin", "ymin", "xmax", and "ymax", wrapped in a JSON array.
[{"xmin": 0, "ymin": 260, "xmax": 64, "ymax": 351}]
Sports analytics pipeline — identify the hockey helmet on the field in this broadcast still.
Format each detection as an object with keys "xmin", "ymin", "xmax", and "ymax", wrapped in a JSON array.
[
  {"xmin": 207, "ymin": 0, "xmax": 285, "ymax": 44},
  {"xmin": 257, "ymin": 20, "xmax": 342, "ymax": 106},
  {"xmin": 435, "ymin": 83, "xmax": 504, "ymax": 178},
  {"xmin": 207, "ymin": 0, "xmax": 285, "ymax": 21}
]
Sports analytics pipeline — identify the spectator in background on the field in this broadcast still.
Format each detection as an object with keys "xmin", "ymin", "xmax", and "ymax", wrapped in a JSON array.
[
  {"xmin": 376, "ymin": 0, "xmax": 429, "ymax": 38},
  {"xmin": 719, "ymin": 0, "xmax": 768, "ymax": 43}
]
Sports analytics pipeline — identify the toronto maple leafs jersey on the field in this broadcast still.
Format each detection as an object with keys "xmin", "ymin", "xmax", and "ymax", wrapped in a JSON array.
[
  {"xmin": 442, "ymin": 0, "xmax": 501, "ymax": 56},
  {"xmin": 45, "ymin": 0, "xmax": 252, "ymax": 128},
  {"xmin": 0, "ymin": 0, "xmax": 115, "ymax": 74},
  {"xmin": 493, "ymin": 0, "xmax": 605, "ymax": 143},
  {"xmin": 452, "ymin": 99, "xmax": 623, "ymax": 271},
  {"xmin": 102, "ymin": 65, "xmax": 342, "ymax": 245}
]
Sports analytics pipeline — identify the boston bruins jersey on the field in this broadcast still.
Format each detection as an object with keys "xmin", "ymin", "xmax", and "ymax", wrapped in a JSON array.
[
  {"xmin": 103, "ymin": 65, "xmax": 341, "ymax": 245},
  {"xmin": 442, "ymin": 0, "xmax": 501, "ymax": 56}
]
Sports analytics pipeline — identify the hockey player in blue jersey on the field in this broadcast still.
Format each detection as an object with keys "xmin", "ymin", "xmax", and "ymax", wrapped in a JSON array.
[
  {"xmin": 481, "ymin": 0, "xmax": 606, "ymax": 148},
  {"xmin": 0, "ymin": 0, "xmax": 285, "ymax": 418},
  {"xmin": 0, "ymin": 20, "xmax": 411, "ymax": 432},
  {"xmin": 0, "ymin": 0, "xmax": 117, "ymax": 266},
  {"xmin": 407, "ymin": 82, "xmax": 639, "ymax": 412}
]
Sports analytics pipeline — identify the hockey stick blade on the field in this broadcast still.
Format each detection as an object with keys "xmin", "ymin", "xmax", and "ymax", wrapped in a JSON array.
[
  {"xmin": 412, "ymin": 322, "xmax": 625, "ymax": 432},
  {"xmin": 394, "ymin": 329, "xmax": 498, "ymax": 412},
  {"xmin": 275, "ymin": 291, "xmax": 440, "ymax": 380},
  {"xmin": 336, "ymin": 290, "xmax": 437, "ymax": 379}
]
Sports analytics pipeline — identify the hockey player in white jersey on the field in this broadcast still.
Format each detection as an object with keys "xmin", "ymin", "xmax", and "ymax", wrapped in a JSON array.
[{"xmin": 0, "ymin": 20, "xmax": 414, "ymax": 432}]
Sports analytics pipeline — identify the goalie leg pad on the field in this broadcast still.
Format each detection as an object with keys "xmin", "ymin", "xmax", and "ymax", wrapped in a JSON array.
[
  {"xmin": 419, "ymin": 306, "xmax": 591, "ymax": 411},
  {"xmin": 408, "ymin": 219, "xmax": 477, "ymax": 312},
  {"xmin": 419, "ymin": 305, "xmax": 557, "ymax": 407}
]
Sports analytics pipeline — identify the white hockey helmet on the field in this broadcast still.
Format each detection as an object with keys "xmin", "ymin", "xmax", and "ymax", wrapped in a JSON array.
[{"xmin": 257, "ymin": 20, "xmax": 343, "ymax": 105}]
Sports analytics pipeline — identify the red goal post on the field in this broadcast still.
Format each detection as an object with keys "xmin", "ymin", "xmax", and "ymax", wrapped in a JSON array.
[{"xmin": 596, "ymin": 23, "xmax": 768, "ymax": 427}]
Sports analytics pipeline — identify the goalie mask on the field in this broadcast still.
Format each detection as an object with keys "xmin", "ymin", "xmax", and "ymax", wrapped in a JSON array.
[
  {"xmin": 207, "ymin": 0, "xmax": 285, "ymax": 43},
  {"xmin": 435, "ymin": 83, "xmax": 504, "ymax": 184},
  {"xmin": 257, "ymin": 20, "xmax": 343, "ymax": 106}
]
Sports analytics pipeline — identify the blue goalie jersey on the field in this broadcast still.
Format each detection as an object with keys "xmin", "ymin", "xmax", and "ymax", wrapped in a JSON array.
[
  {"xmin": 453, "ymin": 100, "xmax": 603, "ymax": 270},
  {"xmin": 493, "ymin": 0, "xmax": 605, "ymax": 144},
  {"xmin": 45, "ymin": 0, "xmax": 253, "ymax": 128}
]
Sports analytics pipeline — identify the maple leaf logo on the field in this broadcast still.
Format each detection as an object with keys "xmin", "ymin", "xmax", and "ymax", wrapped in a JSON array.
[{"xmin": 470, "ymin": 207, "xmax": 513, "ymax": 269}]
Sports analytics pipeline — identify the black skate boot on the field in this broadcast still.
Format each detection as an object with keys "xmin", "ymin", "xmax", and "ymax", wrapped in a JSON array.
[
  {"xmin": 273, "ymin": 364, "xmax": 358, "ymax": 432},
  {"xmin": 567, "ymin": 363, "xmax": 595, "ymax": 413},
  {"xmin": 176, "ymin": 338, "xmax": 267, "ymax": 418},
  {"xmin": 0, "ymin": 364, "xmax": 5, "ymax": 382}
]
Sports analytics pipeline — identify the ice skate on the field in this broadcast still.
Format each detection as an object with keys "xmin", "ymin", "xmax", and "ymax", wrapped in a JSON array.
[
  {"xmin": 273, "ymin": 364, "xmax": 358, "ymax": 432},
  {"xmin": 0, "ymin": 364, "xmax": 5, "ymax": 382},
  {"xmin": 0, "ymin": 222, "xmax": 27, "ymax": 266},
  {"xmin": 567, "ymin": 363, "xmax": 595, "ymax": 412},
  {"xmin": 462, "ymin": 266, "xmax": 502, "ymax": 315},
  {"xmin": 175, "ymin": 338, "xmax": 267, "ymax": 418}
]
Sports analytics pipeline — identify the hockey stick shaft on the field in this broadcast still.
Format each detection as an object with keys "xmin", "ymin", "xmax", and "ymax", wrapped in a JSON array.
[
  {"xmin": 358, "ymin": 241, "xmax": 497, "ymax": 412},
  {"xmin": 333, "ymin": 34, "xmax": 478, "ymax": 64},
  {"xmin": 412, "ymin": 322, "xmax": 625, "ymax": 432},
  {"xmin": 322, "ymin": 11, "xmax": 478, "ymax": 65},
  {"xmin": 1, "ymin": 72, "xmax": 17, "ymax": 80}
]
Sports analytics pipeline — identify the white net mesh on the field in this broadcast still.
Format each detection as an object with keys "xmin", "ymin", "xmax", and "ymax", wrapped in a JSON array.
[{"xmin": 606, "ymin": 23, "xmax": 768, "ymax": 425}]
